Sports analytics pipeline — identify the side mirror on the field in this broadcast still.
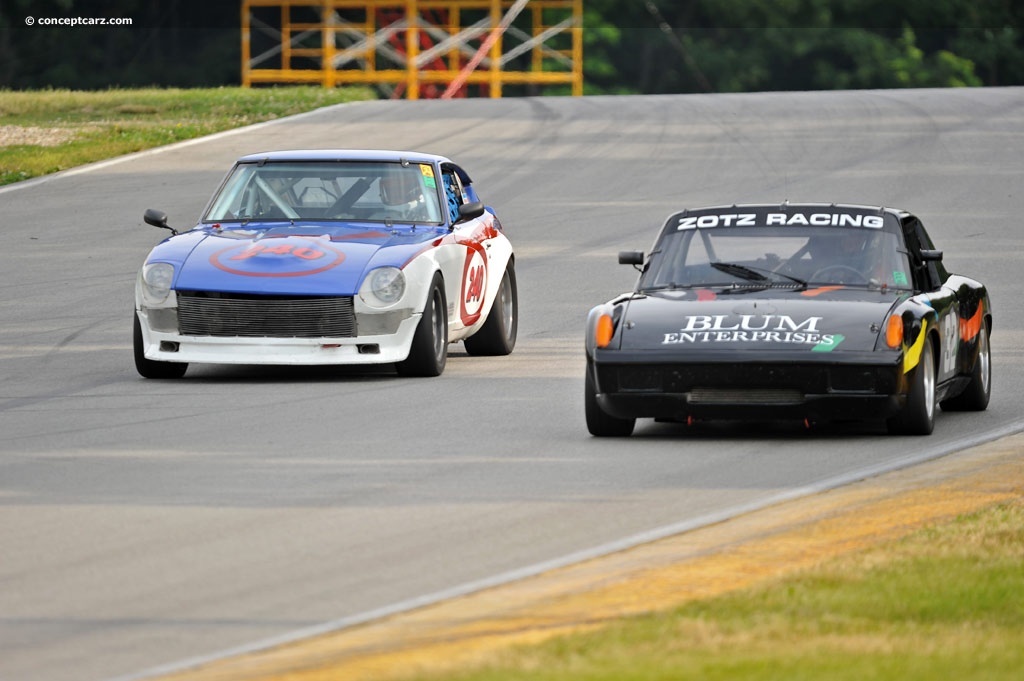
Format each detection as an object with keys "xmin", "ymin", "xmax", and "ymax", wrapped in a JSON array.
[
  {"xmin": 920, "ymin": 249, "xmax": 943, "ymax": 262},
  {"xmin": 144, "ymin": 208, "xmax": 176, "ymax": 235},
  {"xmin": 618, "ymin": 250, "xmax": 644, "ymax": 266},
  {"xmin": 455, "ymin": 201, "xmax": 486, "ymax": 224}
]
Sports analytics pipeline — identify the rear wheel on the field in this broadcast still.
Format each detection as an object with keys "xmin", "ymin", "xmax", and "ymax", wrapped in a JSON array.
[
  {"xmin": 940, "ymin": 324, "xmax": 991, "ymax": 411},
  {"xmin": 888, "ymin": 340, "xmax": 935, "ymax": 435},
  {"xmin": 585, "ymin": 363, "xmax": 635, "ymax": 437},
  {"xmin": 133, "ymin": 314, "xmax": 187, "ymax": 379},
  {"xmin": 464, "ymin": 263, "xmax": 518, "ymax": 356},
  {"xmin": 396, "ymin": 275, "xmax": 448, "ymax": 377}
]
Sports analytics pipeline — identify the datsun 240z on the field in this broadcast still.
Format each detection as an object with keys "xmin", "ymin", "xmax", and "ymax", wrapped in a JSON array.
[{"xmin": 134, "ymin": 150, "xmax": 517, "ymax": 378}]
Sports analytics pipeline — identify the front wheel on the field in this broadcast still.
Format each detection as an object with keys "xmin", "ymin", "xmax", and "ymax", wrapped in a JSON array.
[
  {"xmin": 585, "ymin": 363, "xmax": 635, "ymax": 437},
  {"xmin": 464, "ymin": 263, "xmax": 518, "ymax": 356},
  {"xmin": 133, "ymin": 314, "xmax": 187, "ymax": 379},
  {"xmin": 396, "ymin": 274, "xmax": 448, "ymax": 377},
  {"xmin": 888, "ymin": 340, "xmax": 935, "ymax": 435}
]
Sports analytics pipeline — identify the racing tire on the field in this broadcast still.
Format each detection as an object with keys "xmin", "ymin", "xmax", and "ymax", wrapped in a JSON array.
[
  {"xmin": 887, "ymin": 339, "xmax": 936, "ymax": 435},
  {"xmin": 941, "ymin": 324, "xmax": 991, "ymax": 412},
  {"xmin": 585, "ymin": 362, "xmax": 635, "ymax": 437},
  {"xmin": 464, "ymin": 263, "xmax": 518, "ymax": 356},
  {"xmin": 396, "ymin": 274, "xmax": 448, "ymax": 377},
  {"xmin": 133, "ymin": 314, "xmax": 187, "ymax": 379}
]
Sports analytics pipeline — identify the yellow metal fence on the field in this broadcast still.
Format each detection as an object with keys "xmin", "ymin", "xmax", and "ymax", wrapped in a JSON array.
[{"xmin": 241, "ymin": 0, "xmax": 582, "ymax": 98}]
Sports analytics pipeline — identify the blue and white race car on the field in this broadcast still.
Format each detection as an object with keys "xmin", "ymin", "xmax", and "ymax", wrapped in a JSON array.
[{"xmin": 134, "ymin": 150, "xmax": 517, "ymax": 378}]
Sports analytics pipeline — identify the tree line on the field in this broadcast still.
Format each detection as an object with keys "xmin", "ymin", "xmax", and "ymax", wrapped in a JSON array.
[
  {"xmin": 1, "ymin": 0, "xmax": 1021, "ymax": 93},
  {"xmin": 583, "ymin": 0, "xmax": 1024, "ymax": 93}
]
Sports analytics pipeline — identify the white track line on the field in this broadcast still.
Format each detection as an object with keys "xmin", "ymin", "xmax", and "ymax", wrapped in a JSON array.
[{"xmin": 106, "ymin": 419, "xmax": 1024, "ymax": 681}]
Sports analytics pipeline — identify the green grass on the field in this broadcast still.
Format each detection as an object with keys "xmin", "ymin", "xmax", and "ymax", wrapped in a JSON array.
[
  {"xmin": 0, "ymin": 86, "xmax": 376, "ymax": 185},
  {"xmin": 411, "ymin": 498, "xmax": 1024, "ymax": 681}
]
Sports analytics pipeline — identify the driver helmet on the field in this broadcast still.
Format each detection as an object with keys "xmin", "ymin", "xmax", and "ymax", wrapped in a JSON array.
[
  {"xmin": 808, "ymin": 232, "xmax": 867, "ymax": 261},
  {"xmin": 379, "ymin": 170, "xmax": 422, "ymax": 206}
]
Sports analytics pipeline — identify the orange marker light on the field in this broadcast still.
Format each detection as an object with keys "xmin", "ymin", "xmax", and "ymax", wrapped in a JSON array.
[
  {"xmin": 595, "ymin": 314, "xmax": 615, "ymax": 348},
  {"xmin": 885, "ymin": 314, "xmax": 904, "ymax": 349}
]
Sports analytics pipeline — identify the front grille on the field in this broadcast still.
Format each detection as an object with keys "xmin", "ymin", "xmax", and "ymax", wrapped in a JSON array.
[
  {"xmin": 177, "ymin": 291, "xmax": 357, "ymax": 338},
  {"xmin": 688, "ymin": 388, "xmax": 804, "ymax": 405}
]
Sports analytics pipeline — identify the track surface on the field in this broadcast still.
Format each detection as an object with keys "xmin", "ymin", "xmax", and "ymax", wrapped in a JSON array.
[
  {"xmin": 146, "ymin": 433, "xmax": 1024, "ymax": 681},
  {"xmin": 2, "ymin": 89, "xmax": 1022, "ymax": 681}
]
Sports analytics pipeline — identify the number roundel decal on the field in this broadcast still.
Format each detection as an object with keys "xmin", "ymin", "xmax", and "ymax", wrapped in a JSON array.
[
  {"xmin": 460, "ymin": 245, "xmax": 488, "ymax": 326},
  {"xmin": 210, "ymin": 237, "xmax": 346, "ymax": 277}
]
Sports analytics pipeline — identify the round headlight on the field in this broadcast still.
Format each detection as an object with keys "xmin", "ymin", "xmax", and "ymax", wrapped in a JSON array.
[
  {"xmin": 141, "ymin": 262, "xmax": 175, "ymax": 304},
  {"xmin": 360, "ymin": 267, "xmax": 406, "ymax": 307}
]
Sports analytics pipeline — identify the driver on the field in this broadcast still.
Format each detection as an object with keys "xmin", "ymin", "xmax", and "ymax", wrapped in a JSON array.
[
  {"xmin": 379, "ymin": 170, "xmax": 428, "ymax": 221},
  {"xmin": 805, "ymin": 231, "xmax": 871, "ymax": 283}
]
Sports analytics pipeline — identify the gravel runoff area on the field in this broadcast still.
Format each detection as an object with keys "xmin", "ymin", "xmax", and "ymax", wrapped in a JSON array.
[{"xmin": 0, "ymin": 125, "xmax": 81, "ymax": 146}]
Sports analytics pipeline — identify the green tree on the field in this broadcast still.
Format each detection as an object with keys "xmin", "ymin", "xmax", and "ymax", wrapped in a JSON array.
[
  {"xmin": 583, "ymin": 0, "xmax": 1022, "ymax": 94},
  {"xmin": 0, "ymin": 0, "xmax": 239, "ymax": 89}
]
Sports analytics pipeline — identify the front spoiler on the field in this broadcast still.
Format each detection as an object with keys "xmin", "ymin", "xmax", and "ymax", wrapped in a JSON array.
[
  {"xmin": 136, "ymin": 309, "xmax": 422, "ymax": 366},
  {"xmin": 596, "ymin": 391, "xmax": 905, "ymax": 422},
  {"xmin": 589, "ymin": 355, "xmax": 909, "ymax": 422}
]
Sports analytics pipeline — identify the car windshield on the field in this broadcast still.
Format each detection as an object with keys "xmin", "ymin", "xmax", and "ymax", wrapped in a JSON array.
[
  {"xmin": 204, "ymin": 161, "xmax": 445, "ymax": 224},
  {"xmin": 639, "ymin": 225, "xmax": 913, "ymax": 291}
]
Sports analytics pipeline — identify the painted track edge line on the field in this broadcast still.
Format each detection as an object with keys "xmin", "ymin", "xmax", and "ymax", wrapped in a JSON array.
[{"xmin": 105, "ymin": 420, "xmax": 1024, "ymax": 681}]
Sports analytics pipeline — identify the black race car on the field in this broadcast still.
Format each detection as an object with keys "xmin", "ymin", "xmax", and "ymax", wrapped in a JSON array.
[{"xmin": 585, "ymin": 203, "xmax": 991, "ymax": 436}]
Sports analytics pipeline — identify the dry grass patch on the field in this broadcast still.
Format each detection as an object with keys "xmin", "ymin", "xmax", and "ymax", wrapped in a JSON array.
[
  {"xmin": 400, "ymin": 497, "xmax": 1024, "ymax": 681},
  {"xmin": 0, "ymin": 125, "xmax": 84, "ymax": 146}
]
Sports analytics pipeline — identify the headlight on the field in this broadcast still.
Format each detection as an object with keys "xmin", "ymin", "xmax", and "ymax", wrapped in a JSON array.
[
  {"xmin": 141, "ymin": 262, "xmax": 175, "ymax": 305},
  {"xmin": 359, "ymin": 267, "xmax": 406, "ymax": 308}
]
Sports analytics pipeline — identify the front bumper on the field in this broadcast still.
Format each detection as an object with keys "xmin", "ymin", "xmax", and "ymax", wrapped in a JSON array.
[
  {"xmin": 136, "ymin": 306, "xmax": 421, "ymax": 366},
  {"xmin": 590, "ymin": 357, "xmax": 908, "ymax": 422}
]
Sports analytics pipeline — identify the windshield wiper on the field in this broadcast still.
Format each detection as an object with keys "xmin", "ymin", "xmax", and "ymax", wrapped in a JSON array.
[
  {"xmin": 710, "ymin": 261, "xmax": 768, "ymax": 282},
  {"xmin": 639, "ymin": 282, "xmax": 694, "ymax": 292},
  {"xmin": 710, "ymin": 261, "xmax": 807, "ymax": 289}
]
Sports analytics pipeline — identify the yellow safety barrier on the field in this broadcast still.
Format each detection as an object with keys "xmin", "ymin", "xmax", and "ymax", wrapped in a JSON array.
[{"xmin": 241, "ymin": 0, "xmax": 583, "ymax": 98}]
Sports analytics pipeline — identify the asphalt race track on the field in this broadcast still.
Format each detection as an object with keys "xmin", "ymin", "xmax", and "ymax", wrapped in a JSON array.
[{"xmin": 2, "ymin": 88, "xmax": 1023, "ymax": 681}]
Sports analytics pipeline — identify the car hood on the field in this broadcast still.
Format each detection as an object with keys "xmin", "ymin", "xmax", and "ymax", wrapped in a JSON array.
[
  {"xmin": 618, "ymin": 287, "xmax": 907, "ymax": 355},
  {"xmin": 147, "ymin": 222, "xmax": 442, "ymax": 296}
]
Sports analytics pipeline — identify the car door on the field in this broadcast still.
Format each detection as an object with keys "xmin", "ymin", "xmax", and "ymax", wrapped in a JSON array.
[{"xmin": 429, "ymin": 163, "xmax": 494, "ymax": 334}]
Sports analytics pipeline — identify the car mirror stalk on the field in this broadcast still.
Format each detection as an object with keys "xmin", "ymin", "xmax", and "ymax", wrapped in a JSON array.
[
  {"xmin": 454, "ymin": 201, "xmax": 485, "ymax": 225},
  {"xmin": 143, "ymin": 208, "xmax": 177, "ymax": 235}
]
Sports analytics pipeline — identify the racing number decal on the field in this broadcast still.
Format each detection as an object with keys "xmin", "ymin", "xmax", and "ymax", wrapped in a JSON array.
[
  {"xmin": 459, "ymin": 246, "xmax": 488, "ymax": 326},
  {"xmin": 211, "ymin": 237, "xmax": 346, "ymax": 277},
  {"xmin": 466, "ymin": 264, "xmax": 485, "ymax": 303},
  {"xmin": 231, "ymin": 244, "xmax": 323, "ymax": 260},
  {"xmin": 940, "ymin": 308, "xmax": 960, "ymax": 376}
]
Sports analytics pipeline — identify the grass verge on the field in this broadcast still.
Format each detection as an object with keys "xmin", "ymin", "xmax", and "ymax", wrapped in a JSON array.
[
  {"xmin": 409, "ymin": 497, "xmax": 1024, "ymax": 681},
  {"xmin": 0, "ymin": 86, "xmax": 376, "ymax": 186}
]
